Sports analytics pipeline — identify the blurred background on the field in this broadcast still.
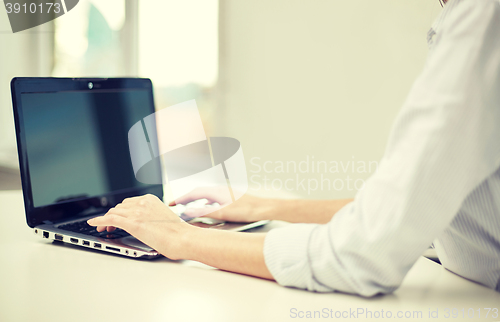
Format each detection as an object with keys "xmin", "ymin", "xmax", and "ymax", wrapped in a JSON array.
[{"xmin": 0, "ymin": 0, "xmax": 441, "ymax": 199}]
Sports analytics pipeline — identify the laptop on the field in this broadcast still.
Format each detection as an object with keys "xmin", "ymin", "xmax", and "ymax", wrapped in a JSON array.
[{"xmin": 11, "ymin": 77, "xmax": 267, "ymax": 259}]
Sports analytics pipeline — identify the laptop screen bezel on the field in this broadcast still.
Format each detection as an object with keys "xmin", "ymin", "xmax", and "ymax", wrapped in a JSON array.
[{"xmin": 11, "ymin": 77, "xmax": 163, "ymax": 228}]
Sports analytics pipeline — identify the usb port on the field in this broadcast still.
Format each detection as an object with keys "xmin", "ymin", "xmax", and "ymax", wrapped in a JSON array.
[
  {"xmin": 54, "ymin": 234, "xmax": 63, "ymax": 241},
  {"xmin": 105, "ymin": 246, "xmax": 120, "ymax": 252},
  {"xmin": 70, "ymin": 238, "xmax": 78, "ymax": 244},
  {"xmin": 94, "ymin": 243, "xmax": 101, "ymax": 249},
  {"xmin": 82, "ymin": 240, "xmax": 90, "ymax": 246},
  {"xmin": 43, "ymin": 231, "xmax": 49, "ymax": 238}
]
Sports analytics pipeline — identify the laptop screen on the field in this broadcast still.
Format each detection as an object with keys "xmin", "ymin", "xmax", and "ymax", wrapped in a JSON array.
[
  {"xmin": 12, "ymin": 78, "xmax": 163, "ymax": 227},
  {"xmin": 21, "ymin": 90, "xmax": 153, "ymax": 208}
]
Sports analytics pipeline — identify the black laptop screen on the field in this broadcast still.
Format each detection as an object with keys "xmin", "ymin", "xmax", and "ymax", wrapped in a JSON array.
[{"xmin": 20, "ymin": 89, "xmax": 156, "ymax": 208}]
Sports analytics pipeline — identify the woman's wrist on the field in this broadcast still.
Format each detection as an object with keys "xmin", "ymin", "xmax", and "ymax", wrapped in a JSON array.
[
  {"xmin": 159, "ymin": 221, "xmax": 199, "ymax": 260},
  {"xmin": 253, "ymin": 198, "xmax": 281, "ymax": 221},
  {"xmin": 174, "ymin": 224, "xmax": 193, "ymax": 260}
]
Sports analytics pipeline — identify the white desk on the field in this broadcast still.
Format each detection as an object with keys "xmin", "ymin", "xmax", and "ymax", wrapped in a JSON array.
[{"xmin": 1, "ymin": 190, "xmax": 499, "ymax": 322}]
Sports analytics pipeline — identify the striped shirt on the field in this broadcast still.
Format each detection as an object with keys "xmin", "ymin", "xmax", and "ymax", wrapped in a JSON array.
[{"xmin": 263, "ymin": 0, "xmax": 500, "ymax": 296}]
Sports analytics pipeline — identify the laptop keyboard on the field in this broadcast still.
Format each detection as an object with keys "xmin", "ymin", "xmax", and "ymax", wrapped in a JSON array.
[{"xmin": 58, "ymin": 220, "xmax": 130, "ymax": 239}]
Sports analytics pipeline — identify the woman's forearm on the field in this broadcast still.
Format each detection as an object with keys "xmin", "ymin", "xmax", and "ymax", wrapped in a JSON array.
[
  {"xmin": 182, "ymin": 226, "xmax": 273, "ymax": 280},
  {"xmin": 171, "ymin": 188, "xmax": 352, "ymax": 225},
  {"xmin": 179, "ymin": 198, "xmax": 353, "ymax": 279},
  {"xmin": 264, "ymin": 198, "xmax": 353, "ymax": 224}
]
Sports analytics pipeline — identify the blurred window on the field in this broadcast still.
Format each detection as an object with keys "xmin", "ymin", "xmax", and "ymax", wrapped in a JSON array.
[
  {"xmin": 138, "ymin": 0, "xmax": 218, "ymax": 132},
  {"xmin": 52, "ymin": 0, "xmax": 126, "ymax": 77}
]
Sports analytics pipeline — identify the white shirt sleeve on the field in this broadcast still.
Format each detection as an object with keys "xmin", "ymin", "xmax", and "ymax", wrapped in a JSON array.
[{"xmin": 263, "ymin": 0, "xmax": 500, "ymax": 297}]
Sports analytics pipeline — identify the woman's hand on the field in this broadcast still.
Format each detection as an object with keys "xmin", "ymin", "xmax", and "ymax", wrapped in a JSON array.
[
  {"xmin": 170, "ymin": 187, "xmax": 278, "ymax": 223},
  {"xmin": 87, "ymin": 194, "xmax": 193, "ymax": 260},
  {"xmin": 173, "ymin": 187, "xmax": 354, "ymax": 224},
  {"xmin": 87, "ymin": 193, "xmax": 274, "ymax": 280}
]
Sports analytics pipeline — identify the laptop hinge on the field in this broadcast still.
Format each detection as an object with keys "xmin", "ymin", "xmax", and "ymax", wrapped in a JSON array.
[{"xmin": 42, "ymin": 220, "xmax": 53, "ymax": 225}]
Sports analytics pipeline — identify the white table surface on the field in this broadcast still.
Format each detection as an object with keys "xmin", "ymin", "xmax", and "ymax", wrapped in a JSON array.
[{"xmin": 1, "ymin": 190, "xmax": 499, "ymax": 322}]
